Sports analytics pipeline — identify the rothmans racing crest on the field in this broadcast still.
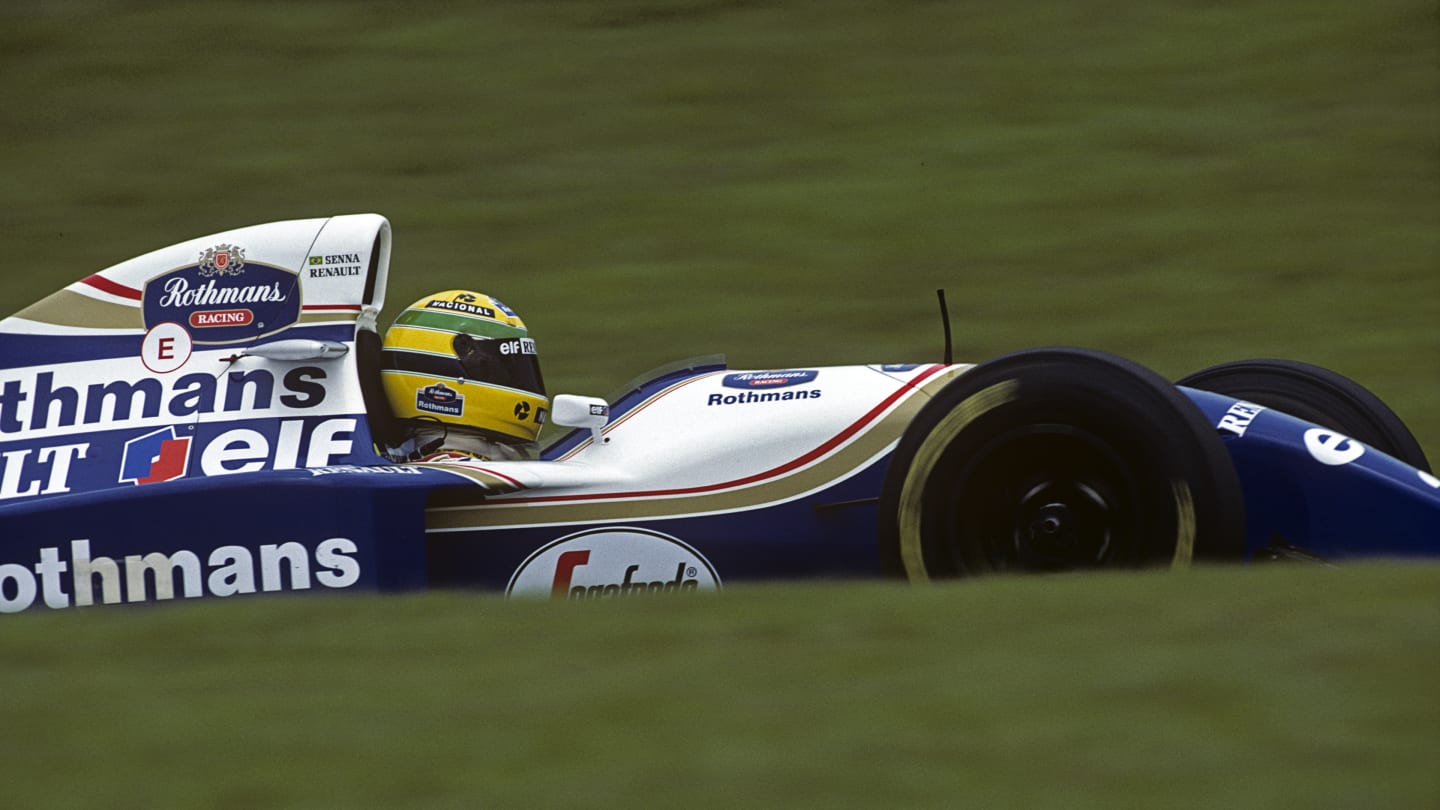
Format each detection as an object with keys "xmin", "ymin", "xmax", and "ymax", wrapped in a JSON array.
[
  {"xmin": 197, "ymin": 244, "xmax": 246, "ymax": 277},
  {"xmin": 142, "ymin": 245, "xmax": 301, "ymax": 345}
]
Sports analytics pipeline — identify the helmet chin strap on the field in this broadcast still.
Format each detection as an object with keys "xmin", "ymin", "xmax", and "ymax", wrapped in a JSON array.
[{"xmin": 417, "ymin": 432, "xmax": 446, "ymax": 456}]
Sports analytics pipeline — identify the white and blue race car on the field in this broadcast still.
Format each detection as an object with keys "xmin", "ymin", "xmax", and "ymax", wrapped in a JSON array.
[{"xmin": 1, "ymin": 214, "xmax": 1436, "ymax": 613}]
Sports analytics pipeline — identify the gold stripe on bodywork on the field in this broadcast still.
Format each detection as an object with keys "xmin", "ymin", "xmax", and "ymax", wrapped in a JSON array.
[
  {"xmin": 298, "ymin": 311, "xmax": 360, "ymax": 326},
  {"xmin": 14, "ymin": 291, "xmax": 144, "ymax": 330},
  {"xmin": 427, "ymin": 365, "xmax": 971, "ymax": 531},
  {"xmin": 13, "ymin": 294, "xmax": 355, "ymax": 331}
]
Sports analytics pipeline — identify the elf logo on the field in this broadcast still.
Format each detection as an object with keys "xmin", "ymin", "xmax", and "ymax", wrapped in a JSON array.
[
  {"xmin": 506, "ymin": 527, "xmax": 721, "ymax": 600},
  {"xmin": 120, "ymin": 426, "xmax": 192, "ymax": 485}
]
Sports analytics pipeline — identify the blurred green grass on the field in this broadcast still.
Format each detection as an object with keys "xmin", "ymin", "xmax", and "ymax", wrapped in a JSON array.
[
  {"xmin": 1, "ymin": 0, "xmax": 1435, "ymax": 456},
  {"xmin": 2, "ymin": 564, "xmax": 1437, "ymax": 808}
]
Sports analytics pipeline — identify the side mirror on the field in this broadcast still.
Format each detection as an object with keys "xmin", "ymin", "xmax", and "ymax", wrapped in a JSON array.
[
  {"xmin": 551, "ymin": 395, "xmax": 610, "ymax": 445},
  {"xmin": 238, "ymin": 339, "xmax": 350, "ymax": 361}
]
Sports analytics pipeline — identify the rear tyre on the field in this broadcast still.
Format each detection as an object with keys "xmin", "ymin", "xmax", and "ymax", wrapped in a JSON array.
[
  {"xmin": 879, "ymin": 348, "xmax": 1246, "ymax": 580},
  {"xmin": 1177, "ymin": 359, "xmax": 1429, "ymax": 472}
]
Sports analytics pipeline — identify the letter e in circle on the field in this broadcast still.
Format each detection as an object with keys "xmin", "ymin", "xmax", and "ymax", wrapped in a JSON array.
[
  {"xmin": 1303, "ymin": 428, "xmax": 1365, "ymax": 466},
  {"xmin": 143, "ymin": 322, "xmax": 193, "ymax": 374}
]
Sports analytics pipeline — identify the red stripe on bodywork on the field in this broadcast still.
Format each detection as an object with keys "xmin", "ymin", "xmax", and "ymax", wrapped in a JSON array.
[
  {"xmin": 516, "ymin": 363, "xmax": 951, "ymax": 504},
  {"xmin": 80, "ymin": 275, "xmax": 142, "ymax": 301},
  {"xmin": 468, "ymin": 466, "xmax": 527, "ymax": 489}
]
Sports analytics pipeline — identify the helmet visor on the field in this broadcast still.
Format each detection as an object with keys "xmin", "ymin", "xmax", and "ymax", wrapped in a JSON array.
[{"xmin": 453, "ymin": 334, "xmax": 547, "ymax": 397}]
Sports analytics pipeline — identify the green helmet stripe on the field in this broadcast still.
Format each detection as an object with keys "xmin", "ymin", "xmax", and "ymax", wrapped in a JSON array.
[{"xmin": 395, "ymin": 308, "xmax": 527, "ymax": 338}]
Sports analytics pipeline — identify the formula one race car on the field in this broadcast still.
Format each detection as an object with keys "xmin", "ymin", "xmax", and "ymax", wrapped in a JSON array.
[{"xmin": 1, "ymin": 214, "xmax": 1436, "ymax": 614}]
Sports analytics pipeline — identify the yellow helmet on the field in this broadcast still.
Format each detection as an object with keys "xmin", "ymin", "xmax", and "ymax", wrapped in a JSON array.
[{"xmin": 381, "ymin": 290, "xmax": 548, "ymax": 446}]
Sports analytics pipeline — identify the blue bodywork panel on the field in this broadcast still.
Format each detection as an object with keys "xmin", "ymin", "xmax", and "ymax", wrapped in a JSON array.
[{"xmin": 1182, "ymin": 388, "xmax": 1439, "ymax": 560}]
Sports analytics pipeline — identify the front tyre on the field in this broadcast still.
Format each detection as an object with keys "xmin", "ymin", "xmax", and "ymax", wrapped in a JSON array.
[
  {"xmin": 1177, "ymin": 358, "xmax": 1429, "ymax": 472},
  {"xmin": 880, "ymin": 348, "xmax": 1246, "ymax": 580}
]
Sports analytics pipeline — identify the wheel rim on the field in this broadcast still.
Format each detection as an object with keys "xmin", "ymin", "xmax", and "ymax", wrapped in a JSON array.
[
  {"xmin": 931, "ymin": 425, "xmax": 1148, "ymax": 574},
  {"xmin": 1012, "ymin": 479, "xmax": 1113, "ymax": 569}
]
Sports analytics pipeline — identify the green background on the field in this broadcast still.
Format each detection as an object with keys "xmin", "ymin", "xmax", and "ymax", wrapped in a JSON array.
[{"xmin": 1, "ymin": 2, "xmax": 1437, "ymax": 806}]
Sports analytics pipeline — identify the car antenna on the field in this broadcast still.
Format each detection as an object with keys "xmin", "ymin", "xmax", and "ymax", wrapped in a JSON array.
[{"xmin": 936, "ymin": 289, "xmax": 953, "ymax": 364}]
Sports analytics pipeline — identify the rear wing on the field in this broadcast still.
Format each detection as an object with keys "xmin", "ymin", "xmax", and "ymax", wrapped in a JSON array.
[{"xmin": 0, "ymin": 214, "xmax": 393, "ymax": 503}]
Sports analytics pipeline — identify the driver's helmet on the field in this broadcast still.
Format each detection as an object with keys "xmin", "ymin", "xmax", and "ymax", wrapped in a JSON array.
[{"xmin": 380, "ymin": 290, "xmax": 548, "ymax": 449}]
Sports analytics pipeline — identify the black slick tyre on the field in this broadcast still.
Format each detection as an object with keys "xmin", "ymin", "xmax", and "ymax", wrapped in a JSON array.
[
  {"xmin": 879, "ymin": 348, "xmax": 1246, "ymax": 580},
  {"xmin": 1176, "ymin": 358, "xmax": 1429, "ymax": 472}
]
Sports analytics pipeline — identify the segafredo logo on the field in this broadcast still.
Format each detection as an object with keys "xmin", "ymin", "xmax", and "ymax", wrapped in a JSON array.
[
  {"xmin": 722, "ymin": 370, "xmax": 819, "ymax": 389},
  {"xmin": 142, "ymin": 255, "xmax": 300, "ymax": 344},
  {"xmin": 506, "ymin": 527, "xmax": 721, "ymax": 600}
]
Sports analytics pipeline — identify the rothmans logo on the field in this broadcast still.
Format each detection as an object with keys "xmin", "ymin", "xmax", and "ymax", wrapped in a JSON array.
[
  {"xmin": 0, "ymin": 538, "xmax": 362, "ymax": 613},
  {"xmin": 722, "ymin": 370, "xmax": 819, "ymax": 389},
  {"xmin": 142, "ymin": 257, "xmax": 300, "ymax": 344},
  {"xmin": 417, "ymin": 382, "xmax": 464, "ymax": 417}
]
